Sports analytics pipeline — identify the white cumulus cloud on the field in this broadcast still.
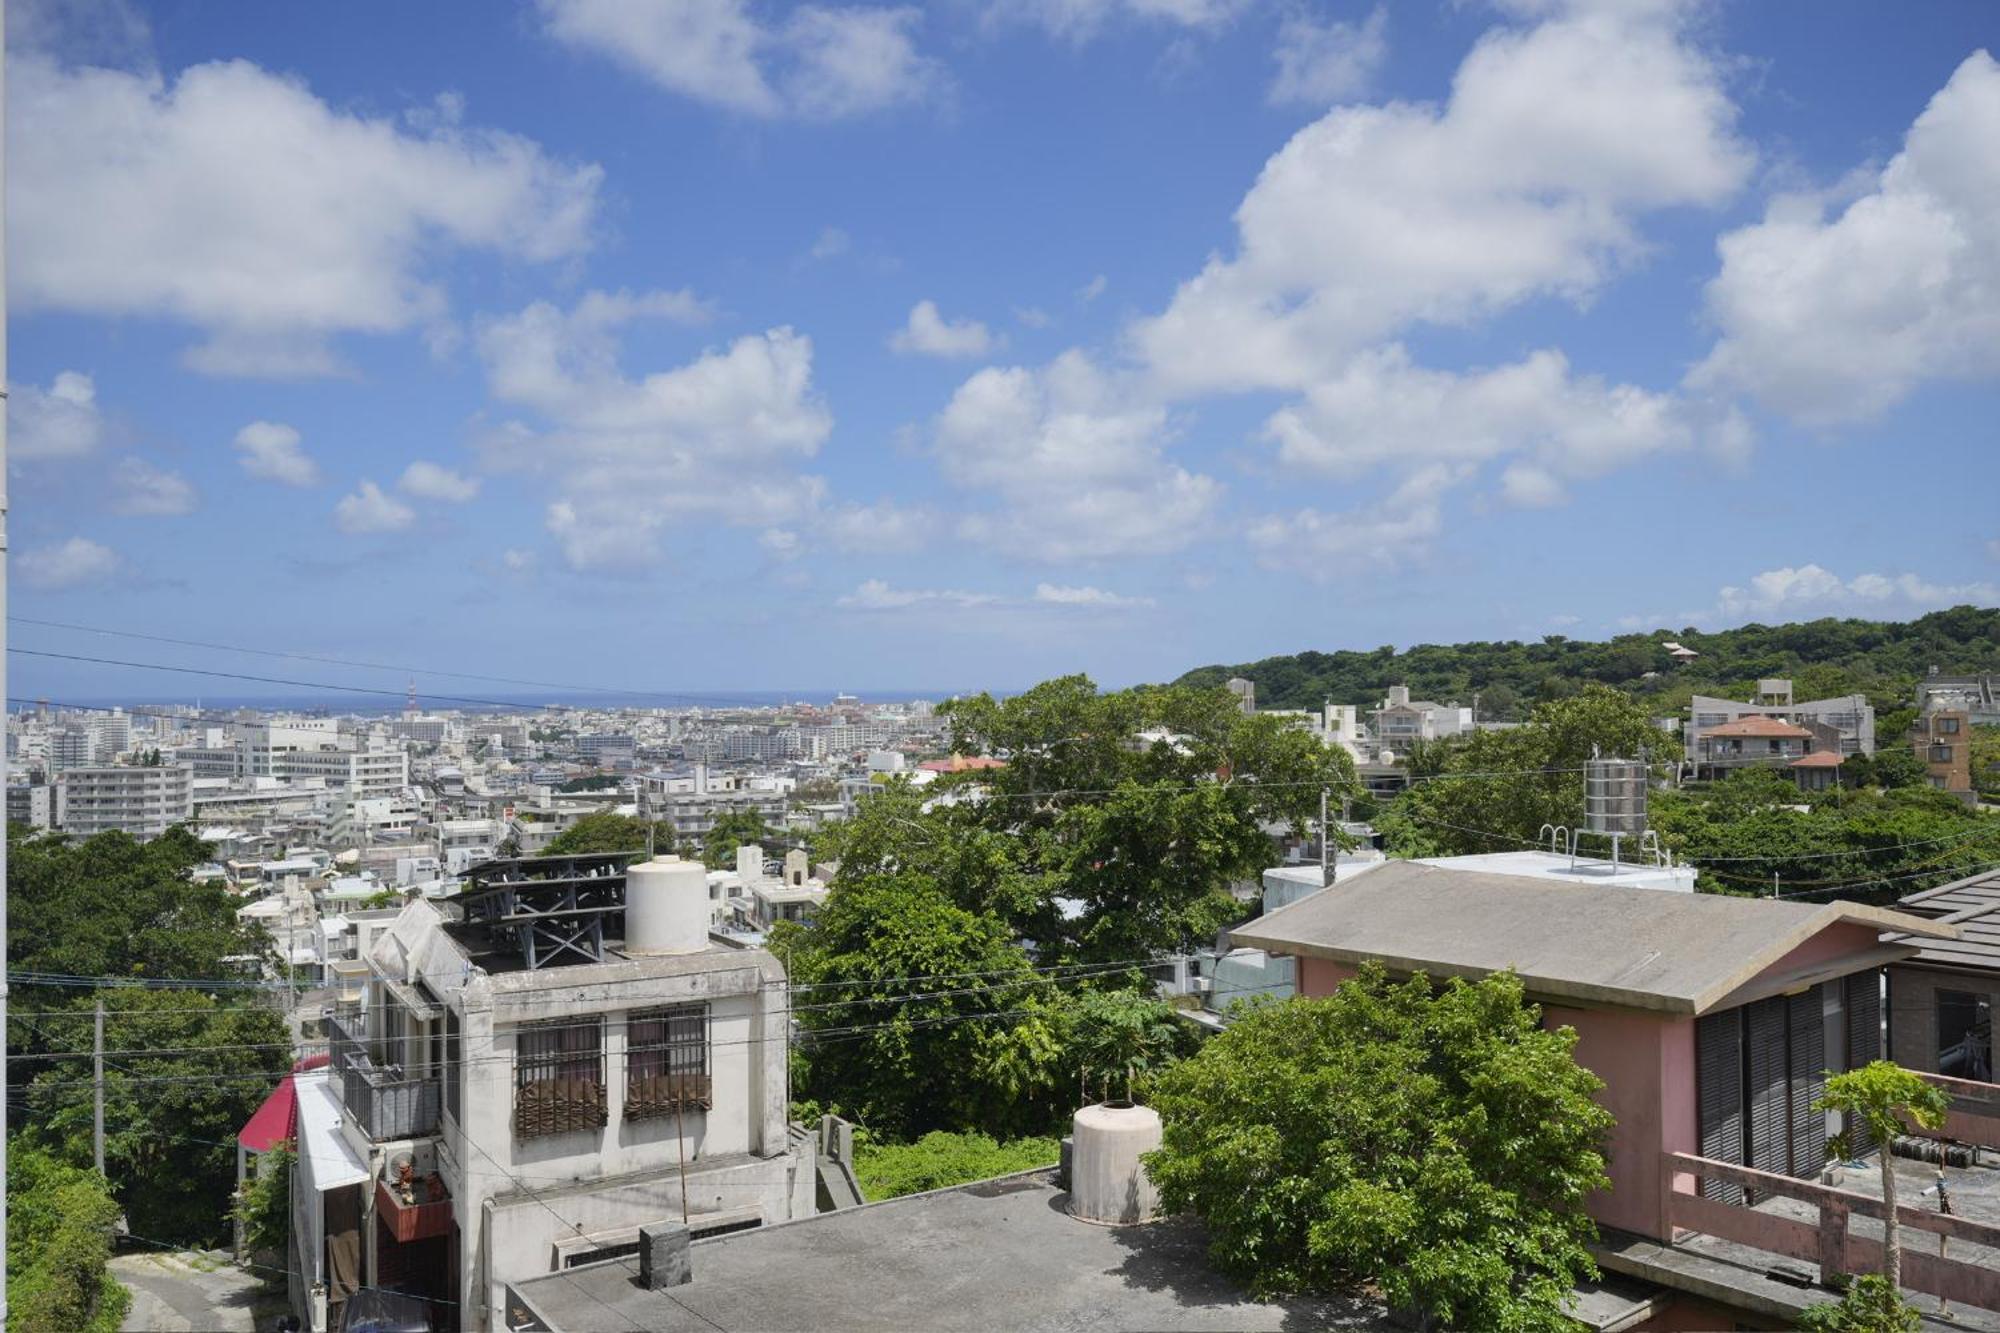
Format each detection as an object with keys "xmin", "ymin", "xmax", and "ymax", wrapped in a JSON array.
[
  {"xmin": 1033, "ymin": 583, "xmax": 1154, "ymax": 608},
  {"xmin": 1713, "ymin": 564, "xmax": 2000, "ymax": 620},
  {"xmin": 17, "ymin": 536, "xmax": 121, "ymax": 590},
  {"xmin": 12, "ymin": 371, "xmax": 104, "ymax": 462},
  {"xmin": 1260, "ymin": 343, "xmax": 1741, "ymax": 506},
  {"xmin": 12, "ymin": 51, "xmax": 601, "ymax": 375},
  {"xmin": 234, "ymin": 421, "xmax": 321, "ymax": 487},
  {"xmin": 540, "ymin": 0, "xmax": 942, "ymax": 119},
  {"xmin": 1248, "ymin": 464, "xmax": 1467, "ymax": 578},
  {"xmin": 334, "ymin": 480, "xmax": 417, "ymax": 535},
  {"xmin": 475, "ymin": 290, "xmax": 833, "ymax": 571},
  {"xmin": 399, "ymin": 461, "xmax": 481, "ymax": 503},
  {"xmin": 1268, "ymin": 5, "xmax": 1386, "ymax": 108},
  {"xmin": 1132, "ymin": 0, "xmax": 1751, "ymax": 395},
  {"xmin": 890, "ymin": 300, "xmax": 999, "ymax": 359},
  {"xmin": 933, "ymin": 351, "xmax": 1220, "ymax": 561},
  {"xmin": 1691, "ymin": 52, "xmax": 2000, "ymax": 424},
  {"xmin": 110, "ymin": 457, "xmax": 198, "ymax": 515},
  {"xmin": 837, "ymin": 579, "xmax": 998, "ymax": 610},
  {"xmin": 1001, "ymin": 0, "xmax": 1253, "ymax": 43}
]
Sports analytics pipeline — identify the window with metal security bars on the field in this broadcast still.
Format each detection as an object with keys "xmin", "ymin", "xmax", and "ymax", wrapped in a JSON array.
[
  {"xmin": 515, "ymin": 1018, "xmax": 607, "ymax": 1137},
  {"xmin": 626, "ymin": 1006, "xmax": 711, "ymax": 1120}
]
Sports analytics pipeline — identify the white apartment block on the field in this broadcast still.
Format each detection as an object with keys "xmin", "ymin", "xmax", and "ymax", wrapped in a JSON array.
[
  {"xmin": 389, "ymin": 714, "xmax": 453, "ymax": 745},
  {"xmin": 90, "ymin": 712, "xmax": 132, "ymax": 761},
  {"xmin": 56, "ymin": 763, "xmax": 195, "ymax": 839},
  {"xmin": 1370, "ymin": 685, "xmax": 1473, "ymax": 746},
  {"xmin": 284, "ymin": 857, "xmax": 812, "ymax": 1331},
  {"xmin": 274, "ymin": 747, "xmax": 411, "ymax": 800},
  {"xmin": 49, "ymin": 729, "xmax": 94, "ymax": 773},
  {"xmin": 238, "ymin": 719, "xmax": 343, "ymax": 777},
  {"xmin": 7, "ymin": 782, "xmax": 55, "ymax": 830}
]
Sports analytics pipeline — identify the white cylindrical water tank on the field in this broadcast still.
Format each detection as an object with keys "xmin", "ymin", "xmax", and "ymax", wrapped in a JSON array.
[
  {"xmin": 1068, "ymin": 1102, "xmax": 1162, "ymax": 1225},
  {"xmin": 624, "ymin": 855, "xmax": 710, "ymax": 955}
]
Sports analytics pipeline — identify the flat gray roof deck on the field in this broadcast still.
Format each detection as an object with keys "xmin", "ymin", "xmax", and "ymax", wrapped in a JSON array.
[{"xmin": 512, "ymin": 1170, "xmax": 1394, "ymax": 1332}]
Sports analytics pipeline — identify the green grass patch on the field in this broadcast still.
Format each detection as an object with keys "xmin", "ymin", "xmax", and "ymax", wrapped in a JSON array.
[{"xmin": 854, "ymin": 1131, "xmax": 1061, "ymax": 1202}]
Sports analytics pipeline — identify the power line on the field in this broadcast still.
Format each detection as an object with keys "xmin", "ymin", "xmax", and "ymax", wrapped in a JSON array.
[
  {"xmin": 8, "ymin": 616, "xmax": 755, "ymax": 710},
  {"xmin": 8, "ymin": 648, "xmax": 568, "ymax": 714}
]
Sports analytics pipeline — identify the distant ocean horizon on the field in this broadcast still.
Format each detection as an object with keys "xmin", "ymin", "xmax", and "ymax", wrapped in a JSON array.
[{"xmin": 20, "ymin": 688, "xmax": 1002, "ymax": 717}]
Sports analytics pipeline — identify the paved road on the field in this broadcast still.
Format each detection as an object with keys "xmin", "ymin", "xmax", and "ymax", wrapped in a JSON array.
[{"xmin": 112, "ymin": 1250, "xmax": 283, "ymax": 1333}]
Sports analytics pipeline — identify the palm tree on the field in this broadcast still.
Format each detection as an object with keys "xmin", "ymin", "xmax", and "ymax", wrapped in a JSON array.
[{"xmin": 1813, "ymin": 1061, "xmax": 1950, "ymax": 1292}]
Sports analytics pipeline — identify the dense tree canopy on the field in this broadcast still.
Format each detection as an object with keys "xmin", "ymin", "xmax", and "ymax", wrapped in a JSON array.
[
  {"xmin": 1145, "ymin": 968, "xmax": 1612, "ymax": 1331},
  {"xmin": 1370, "ymin": 687, "xmax": 1999, "ymax": 897},
  {"xmin": 7, "ymin": 825, "xmax": 292, "ymax": 1245},
  {"xmin": 537, "ymin": 811, "xmax": 673, "ymax": 857},
  {"xmin": 7, "ymin": 1146, "xmax": 127, "ymax": 1333},
  {"xmin": 819, "ymin": 678, "xmax": 1358, "ymax": 966},
  {"xmin": 1374, "ymin": 685, "xmax": 1671, "ymax": 858},
  {"xmin": 703, "ymin": 808, "xmax": 781, "ymax": 869},
  {"xmin": 9, "ymin": 825, "xmax": 266, "ymax": 983},
  {"xmin": 1178, "ymin": 605, "xmax": 2000, "ymax": 721},
  {"xmin": 773, "ymin": 870, "xmax": 1064, "ymax": 1139}
]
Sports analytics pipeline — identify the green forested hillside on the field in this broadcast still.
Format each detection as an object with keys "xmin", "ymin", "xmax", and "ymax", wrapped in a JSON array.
[{"xmin": 1175, "ymin": 605, "xmax": 2000, "ymax": 720}]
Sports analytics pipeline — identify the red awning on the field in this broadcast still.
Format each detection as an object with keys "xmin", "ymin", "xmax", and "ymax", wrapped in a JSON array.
[{"xmin": 238, "ymin": 1074, "xmax": 299, "ymax": 1153}]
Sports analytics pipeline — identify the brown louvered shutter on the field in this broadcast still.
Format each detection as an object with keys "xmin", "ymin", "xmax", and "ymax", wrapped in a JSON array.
[
  {"xmin": 1745, "ymin": 997, "xmax": 1790, "ymax": 1196},
  {"xmin": 1787, "ymin": 987, "xmax": 1827, "ymax": 1178},
  {"xmin": 1696, "ymin": 1008, "xmax": 1744, "ymax": 1204},
  {"xmin": 1845, "ymin": 973, "xmax": 1882, "ymax": 1152}
]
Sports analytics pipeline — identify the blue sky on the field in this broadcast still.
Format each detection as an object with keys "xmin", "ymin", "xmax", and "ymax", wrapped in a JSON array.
[{"xmin": 8, "ymin": 0, "xmax": 1998, "ymax": 702}]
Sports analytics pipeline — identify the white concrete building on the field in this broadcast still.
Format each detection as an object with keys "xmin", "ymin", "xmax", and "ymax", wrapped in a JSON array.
[
  {"xmin": 1370, "ymin": 685, "xmax": 1473, "ymax": 745},
  {"xmin": 285, "ymin": 857, "xmax": 813, "ymax": 1331},
  {"xmin": 56, "ymin": 763, "xmax": 195, "ymax": 839},
  {"xmin": 7, "ymin": 782, "xmax": 55, "ymax": 830},
  {"xmin": 274, "ymin": 747, "xmax": 411, "ymax": 800}
]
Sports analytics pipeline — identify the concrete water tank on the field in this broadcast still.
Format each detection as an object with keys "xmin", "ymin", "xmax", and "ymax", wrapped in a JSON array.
[
  {"xmin": 1068, "ymin": 1102, "xmax": 1162, "ymax": 1225},
  {"xmin": 624, "ymin": 855, "xmax": 710, "ymax": 955}
]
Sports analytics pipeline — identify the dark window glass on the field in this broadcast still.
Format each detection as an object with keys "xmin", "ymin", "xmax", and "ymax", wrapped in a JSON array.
[
  {"xmin": 444, "ymin": 1009, "xmax": 462, "ymax": 1124},
  {"xmin": 1938, "ymin": 990, "xmax": 1993, "ymax": 1082}
]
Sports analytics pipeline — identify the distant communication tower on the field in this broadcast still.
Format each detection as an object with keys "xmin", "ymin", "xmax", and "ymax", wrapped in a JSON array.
[{"xmin": 405, "ymin": 676, "xmax": 418, "ymax": 716}]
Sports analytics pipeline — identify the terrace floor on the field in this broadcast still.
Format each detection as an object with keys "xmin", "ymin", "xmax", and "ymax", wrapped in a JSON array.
[{"xmin": 1600, "ymin": 1150, "xmax": 2000, "ymax": 1331}]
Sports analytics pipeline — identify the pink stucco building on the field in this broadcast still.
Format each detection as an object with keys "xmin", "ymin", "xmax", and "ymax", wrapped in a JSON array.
[{"xmin": 1231, "ymin": 860, "xmax": 1960, "ymax": 1243}]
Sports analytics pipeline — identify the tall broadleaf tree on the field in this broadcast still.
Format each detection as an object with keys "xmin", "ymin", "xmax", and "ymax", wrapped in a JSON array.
[{"xmin": 1145, "ymin": 967, "xmax": 1613, "ymax": 1332}]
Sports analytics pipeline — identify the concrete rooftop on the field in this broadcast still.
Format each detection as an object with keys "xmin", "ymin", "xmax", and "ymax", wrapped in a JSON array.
[{"xmin": 511, "ymin": 1170, "xmax": 1394, "ymax": 1332}]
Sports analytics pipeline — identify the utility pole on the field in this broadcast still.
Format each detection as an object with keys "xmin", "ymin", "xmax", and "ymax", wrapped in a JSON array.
[
  {"xmin": 94, "ymin": 997, "xmax": 107, "ymax": 1175},
  {"xmin": 2, "ymin": 4, "xmax": 16, "ymax": 1311},
  {"xmin": 1319, "ymin": 787, "xmax": 1332, "ymax": 887}
]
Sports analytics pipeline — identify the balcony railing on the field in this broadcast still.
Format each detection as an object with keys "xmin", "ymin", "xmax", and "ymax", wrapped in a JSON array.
[
  {"xmin": 1662, "ymin": 1152, "xmax": 2000, "ymax": 1312},
  {"xmin": 327, "ymin": 1016, "xmax": 440, "ymax": 1141},
  {"xmin": 1916, "ymin": 1071, "xmax": 2000, "ymax": 1151}
]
